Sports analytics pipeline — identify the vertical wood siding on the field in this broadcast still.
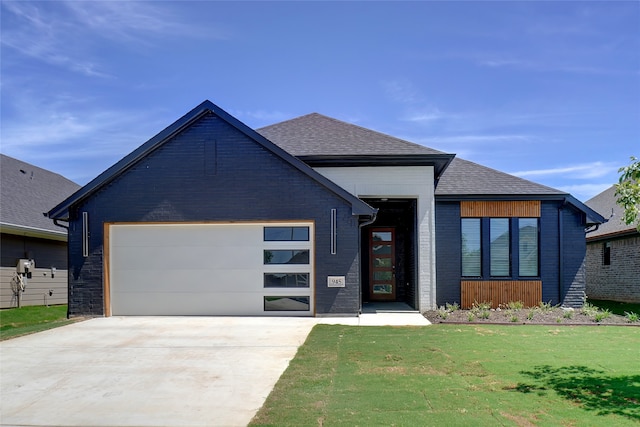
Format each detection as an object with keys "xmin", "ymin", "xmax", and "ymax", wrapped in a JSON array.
[
  {"xmin": 461, "ymin": 280, "xmax": 542, "ymax": 309},
  {"xmin": 460, "ymin": 201, "xmax": 541, "ymax": 217}
]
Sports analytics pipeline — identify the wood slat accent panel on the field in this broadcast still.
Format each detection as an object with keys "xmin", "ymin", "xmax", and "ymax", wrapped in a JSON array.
[
  {"xmin": 461, "ymin": 280, "xmax": 542, "ymax": 309},
  {"xmin": 460, "ymin": 201, "xmax": 540, "ymax": 217}
]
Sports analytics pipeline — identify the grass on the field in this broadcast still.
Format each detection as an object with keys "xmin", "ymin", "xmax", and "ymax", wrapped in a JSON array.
[
  {"xmin": 0, "ymin": 305, "xmax": 74, "ymax": 340},
  {"xmin": 251, "ymin": 324, "xmax": 640, "ymax": 426}
]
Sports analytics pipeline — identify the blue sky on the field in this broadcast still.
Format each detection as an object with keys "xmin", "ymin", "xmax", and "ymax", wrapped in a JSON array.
[{"xmin": 1, "ymin": 1, "xmax": 638, "ymax": 202}]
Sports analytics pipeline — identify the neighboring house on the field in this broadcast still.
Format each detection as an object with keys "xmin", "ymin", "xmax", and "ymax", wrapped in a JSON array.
[
  {"xmin": 584, "ymin": 185, "xmax": 640, "ymax": 303},
  {"xmin": 1, "ymin": 154, "xmax": 80, "ymax": 308},
  {"xmin": 48, "ymin": 100, "xmax": 604, "ymax": 317}
]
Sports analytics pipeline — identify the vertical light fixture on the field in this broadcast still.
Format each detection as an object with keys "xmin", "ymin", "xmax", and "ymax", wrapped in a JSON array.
[
  {"xmin": 82, "ymin": 212, "xmax": 89, "ymax": 257},
  {"xmin": 331, "ymin": 208, "xmax": 337, "ymax": 254}
]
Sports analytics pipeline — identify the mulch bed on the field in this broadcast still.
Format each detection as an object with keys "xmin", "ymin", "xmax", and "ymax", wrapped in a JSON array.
[{"xmin": 423, "ymin": 306, "xmax": 639, "ymax": 326}]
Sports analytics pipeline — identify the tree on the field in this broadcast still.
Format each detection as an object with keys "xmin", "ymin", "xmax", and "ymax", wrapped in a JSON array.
[{"xmin": 615, "ymin": 156, "xmax": 640, "ymax": 232}]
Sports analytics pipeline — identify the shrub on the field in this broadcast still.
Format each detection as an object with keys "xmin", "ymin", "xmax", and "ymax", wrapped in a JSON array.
[
  {"xmin": 593, "ymin": 309, "xmax": 611, "ymax": 323},
  {"xmin": 467, "ymin": 313, "xmax": 475, "ymax": 322},
  {"xmin": 581, "ymin": 302, "xmax": 600, "ymax": 317},
  {"xmin": 436, "ymin": 306, "xmax": 449, "ymax": 319},
  {"xmin": 505, "ymin": 301, "xmax": 524, "ymax": 311},
  {"xmin": 510, "ymin": 315, "xmax": 519, "ymax": 323},
  {"xmin": 479, "ymin": 310, "xmax": 491, "ymax": 320},
  {"xmin": 445, "ymin": 302, "xmax": 460, "ymax": 312},
  {"xmin": 526, "ymin": 310, "xmax": 535, "ymax": 321},
  {"xmin": 625, "ymin": 311, "xmax": 639, "ymax": 323},
  {"xmin": 563, "ymin": 310, "xmax": 573, "ymax": 319},
  {"xmin": 538, "ymin": 301, "xmax": 555, "ymax": 312}
]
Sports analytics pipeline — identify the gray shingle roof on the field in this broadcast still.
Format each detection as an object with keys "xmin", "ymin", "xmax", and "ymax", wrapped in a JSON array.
[
  {"xmin": 258, "ymin": 113, "xmax": 446, "ymax": 156},
  {"xmin": 258, "ymin": 113, "xmax": 566, "ymax": 197},
  {"xmin": 436, "ymin": 158, "xmax": 567, "ymax": 196},
  {"xmin": 585, "ymin": 185, "xmax": 637, "ymax": 239},
  {"xmin": 1, "ymin": 154, "xmax": 80, "ymax": 235}
]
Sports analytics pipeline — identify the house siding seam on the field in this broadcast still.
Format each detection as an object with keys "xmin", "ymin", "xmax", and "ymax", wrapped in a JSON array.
[
  {"xmin": 586, "ymin": 235, "xmax": 640, "ymax": 303},
  {"xmin": 66, "ymin": 114, "xmax": 362, "ymax": 317}
]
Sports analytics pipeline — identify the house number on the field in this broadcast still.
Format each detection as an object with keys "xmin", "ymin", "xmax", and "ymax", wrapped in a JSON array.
[{"xmin": 327, "ymin": 276, "xmax": 346, "ymax": 287}]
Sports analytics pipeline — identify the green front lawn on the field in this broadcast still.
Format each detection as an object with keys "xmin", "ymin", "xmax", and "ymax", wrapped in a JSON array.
[
  {"xmin": 252, "ymin": 324, "xmax": 640, "ymax": 426},
  {"xmin": 0, "ymin": 305, "xmax": 75, "ymax": 340}
]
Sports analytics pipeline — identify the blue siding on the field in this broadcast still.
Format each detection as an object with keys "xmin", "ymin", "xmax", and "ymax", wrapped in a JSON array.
[
  {"xmin": 67, "ymin": 114, "xmax": 361, "ymax": 316},
  {"xmin": 435, "ymin": 200, "xmax": 587, "ymax": 307},
  {"xmin": 435, "ymin": 202, "xmax": 461, "ymax": 306}
]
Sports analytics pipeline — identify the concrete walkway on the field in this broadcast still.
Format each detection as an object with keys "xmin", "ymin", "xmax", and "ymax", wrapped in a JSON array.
[{"xmin": 1, "ymin": 313, "xmax": 429, "ymax": 427}]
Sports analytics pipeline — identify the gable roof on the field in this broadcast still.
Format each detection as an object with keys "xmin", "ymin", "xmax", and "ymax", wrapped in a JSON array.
[
  {"xmin": 48, "ymin": 101, "xmax": 376, "ymax": 221},
  {"xmin": 1, "ymin": 154, "xmax": 80, "ymax": 240},
  {"xmin": 585, "ymin": 185, "xmax": 638, "ymax": 240},
  {"xmin": 257, "ymin": 113, "xmax": 454, "ymax": 178}
]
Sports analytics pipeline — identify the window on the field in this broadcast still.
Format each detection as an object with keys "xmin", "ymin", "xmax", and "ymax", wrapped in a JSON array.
[
  {"xmin": 461, "ymin": 219, "xmax": 481, "ymax": 276},
  {"xmin": 603, "ymin": 241, "xmax": 611, "ymax": 265},
  {"xmin": 264, "ymin": 226, "xmax": 309, "ymax": 241},
  {"xmin": 264, "ymin": 273, "xmax": 309, "ymax": 288},
  {"xmin": 264, "ymin": 250, "xmax": 310, "ymax": 264},
  {"xmin": 461, "ymin": 217, "xmax": 540, "ymax": 279},
  {"xmin": 264, "ymin": 296, "xmax": 310, "ymax": 311},
  {"xmin": 490, "ymin": 218, "xmax": 510, "ymax": 276},
  {"xmin": 519, "ymin": 218, "xmax": 539, "ymax": 276}
]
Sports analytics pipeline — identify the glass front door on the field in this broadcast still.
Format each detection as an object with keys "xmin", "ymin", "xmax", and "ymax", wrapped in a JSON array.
[{"xmin": 369, "ymin": 227, "xmax": 396, "ymax": 301}]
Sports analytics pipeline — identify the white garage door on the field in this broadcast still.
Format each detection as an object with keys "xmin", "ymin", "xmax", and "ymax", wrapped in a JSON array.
[{"xmin": 108, "ymin": 222, "xmax": 314, "ymax": 316}]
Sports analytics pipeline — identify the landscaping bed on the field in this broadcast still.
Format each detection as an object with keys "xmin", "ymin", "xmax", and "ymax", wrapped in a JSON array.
[{"xmin": 424, "ymin": 301, "xmax": 640, "ymax": 325}]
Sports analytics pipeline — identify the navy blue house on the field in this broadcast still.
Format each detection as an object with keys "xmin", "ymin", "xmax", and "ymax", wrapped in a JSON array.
[{"xmin": 49, "ymin": 100, "xmax": 604, "ymax": 317}]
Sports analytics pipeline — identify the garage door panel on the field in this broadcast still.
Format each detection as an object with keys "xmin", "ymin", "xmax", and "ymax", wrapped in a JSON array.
[
  {"xmin": 111, "ymin": 245, "xmax": 262, "ymax": 270},
  {"xmin": 111, "ymin": 269, "xmax": 262, "ymax": 293},
  {"xmin": 111, "ymin": 225, "xmax": 261, "ymax": 248},
  {"xmin": 109, "ymin": 223, "xmax": 313, "ymax": 316}
]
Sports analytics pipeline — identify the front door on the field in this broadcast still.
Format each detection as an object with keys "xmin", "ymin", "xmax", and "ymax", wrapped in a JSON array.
[{"xmin": 369, "ymin": 227, "xmax": 396, "ymax": 301}]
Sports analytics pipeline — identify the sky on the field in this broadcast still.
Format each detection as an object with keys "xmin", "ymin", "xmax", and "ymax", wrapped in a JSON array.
[{"xmin": 1, "ymin": 1, "xmax": 638, "ymax": 202}]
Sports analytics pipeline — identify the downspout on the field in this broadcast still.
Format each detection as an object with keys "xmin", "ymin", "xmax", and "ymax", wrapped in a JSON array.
[
  {"xmin": 357, "ymin": 210, "xmax": 378, "ymax": 315},
  {"xmin": 558, "ymin": 200, "xmax": 565, "ymax": 306}
]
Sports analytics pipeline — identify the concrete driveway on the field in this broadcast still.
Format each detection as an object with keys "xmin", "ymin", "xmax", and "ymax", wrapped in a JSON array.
[{"xmin": 0, "ymin": 316, "xmax": 319, "ymax": 427}]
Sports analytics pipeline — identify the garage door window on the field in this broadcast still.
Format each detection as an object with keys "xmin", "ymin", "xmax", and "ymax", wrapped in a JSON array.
[
  {"xmin": 264, "ymin": 296, "xmax": 310, "ymax": 311},
  {"xmin": 264, "ymin": 273, "xmax": 309, "ymax": 288},
  {"xmin": 264, "ymin": 250, "xmax": 310, "ymax": 264},
  {"xmin": 264, "ymin": 226, "xmax": 309, "ymax": 241}
]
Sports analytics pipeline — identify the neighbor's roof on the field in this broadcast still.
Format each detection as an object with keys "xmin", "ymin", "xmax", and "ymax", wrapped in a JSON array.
[
  {"xmin": 1, "ymin": 154, "xmax": 80, "ymax": 239},
  {"xmin": 48, "ymin": 101, "xmax": 376, "ymax": 220},
  {"xmin": 585, "ymin": 185, "xmax": 638, "ymax": 240}
]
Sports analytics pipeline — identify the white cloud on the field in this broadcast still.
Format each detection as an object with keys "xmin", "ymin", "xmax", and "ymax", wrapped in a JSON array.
[
  {"xmin": 382, "ymin": 79, "xmax": 422, "ymax": 105},
  {"xmin": 510, "ymin": 162, "xmax": 619, "ymax": 180},
  {"xmin": 0, "ymin": 1, "xmax": 221, "ymax": 77}
]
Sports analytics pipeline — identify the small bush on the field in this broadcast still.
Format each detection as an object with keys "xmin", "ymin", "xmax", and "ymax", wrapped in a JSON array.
[
  {"xmin": 556, "ymin": 317, "xmax": 562, "ymax": 323},
  {"xmin": 563, "ymin": 310, "xmax": 573, "ymax": 319},
  {"xmin": 581, "ymin": 302, "xmax": 600, "ymax": 317},
  {"xmin": 510, "ymin": 315, "xmax": 519, "ymax": 323},
  {"xmin": 479, "ymin": 310, "xmax": 491, "ymax": 320},
  {"xmin": 526, "ymin": 310, "xmax": 535, "ymax": 321},
  {"xmin": 467, "ymin": 313, "xmax": 475, "ymax": 322},
  {"xmin": 505, "ymin": 301, "xmax": 524, "ymax": 311},
  {"xmin": 445, "ymin": 302, "xmax": 460, "ymax": 312},
  {"xmin": 625, "ymin": 311, "xmax": 639, "ymax": 323},
  {"xmin": 593, "ymin": 309, "xmax": 611, "ymax": 323},
  {"xmin": 436, "ymin": 306, "xmax": 449, "ymax": 319},
  {"xmin": 538, "ymin": 301, "xmax": 555, "ymax": 312}
]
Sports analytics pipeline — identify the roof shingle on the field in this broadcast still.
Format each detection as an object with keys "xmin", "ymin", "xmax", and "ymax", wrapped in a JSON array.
[
  {"xmin": 585, "ymin": 185, "xmax": 637, "ymax": 239},
  {"xmin": 1, "ymin": 154, "xmax": 80, "ymax": 234}
]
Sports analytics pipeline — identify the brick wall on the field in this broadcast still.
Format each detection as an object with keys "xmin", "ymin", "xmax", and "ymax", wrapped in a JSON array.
[
  {"xmin": 66, "ymin": 113, "xmax": 362, "ymax": 316},
  {"xmin": 586, "ymin": 235, "xmax": 640, "ymax": 303}
]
